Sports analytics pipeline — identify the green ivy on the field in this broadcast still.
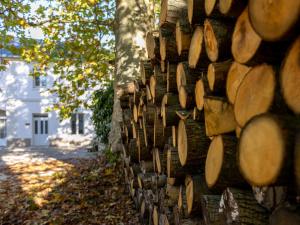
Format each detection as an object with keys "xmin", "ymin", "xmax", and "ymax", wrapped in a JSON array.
[{"xmin": 91, "ymin": 80, "xmax": 114, "ymax": 144}]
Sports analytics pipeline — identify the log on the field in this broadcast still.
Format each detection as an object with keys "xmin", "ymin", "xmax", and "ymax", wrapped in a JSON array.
[
  {"xmin": 137, "ymin": 128, "xmax": 151, "ymax": 161},
  {"xmin": 231, "ymin": 8, "xmax": 288, "ymax": 65},
  {"xmin": 248, "ymin": 0, "xmax": 300, "ymax": 41},
  {"xmin": 185, "ymin": 175, "xmax": 210, "ymax": 216},
  {"xmin": 203, "ymin": 19, "xmax": 233, "ymax": 62},
  {"xmin": 220, "ymin": 188, "xmax": 269, "ymax": 225},
  {"xmin": 192, "ymin": 107, "xmax": 204, "ymax": 121},
  {"xmin": 153, "ymin": 205, "xmax": 159, "ymax": 225},
  {"xmin": 204, "ymin": 96, "xmax": 236, "ymax": 136},
  {"xmin": 179, "ymin": 85, "xmax": 196, "ymax": 109},
  {"xmin": 226, "ymin": 62, "xmax": 251, "ymax": 105},
  {"xmin": 161, "ymin": 93, "xmax": 180, "ymax": 117},
  {"xmin": 234, "ymin": 64, "xmax": 276, "ymax": 127},
  {"xmin": 205, "ymin": 135, "xmax": 247, "ymax": 191},
  {"xmin": 296, "ymin": 133, "xmax": 300, "ymax": 196},
  {"xmin": 269, "ymin": 204, "xmax": 300, "ymax": 225},
  {"xmin": 160, "ymin": 35, "xmax": 182, "ymax": 62},
  {"xmin": 147, "ymin": 31, "xmax": 161, "ymax": 60},
  {"xmin": 238, "ymin": 114, "xmax": 300, "ymax": 186},
  {"xmin": 161, "ymin": 60, "xmax": 167, "ymax": 73},
  {"xmin": 129, "ymin": 138, "xmax": 139, "ymax": 163},
  {"xmin": 141, "ymin": 60, "xmax": 154, "ymax": 86},
  {"xmin": 172, "ymin": 125, "xmax": 177, "ymax": 147},
  {"xmin": 176, "ymin": 62, "xmax": 200, "ymax": 92},
  {"xmin": 252, "ymin": 186, "xmax": 287, "ymax": 211},
  {"xmin": 200, "ymin": 195, "xmax": 224, "ymax": 225},
  {"xmin": 219, "ymin": 0, "xmax": 247, "ymax": 18},
  {"xmin": 138, "ymin": 172, "xmax": 156, "ymax": 189},
  {"xmin": 155, "ymin": 146, "xmax": 167, "ymax": 174},
  {"xmin": 207, "ymin": 60, "xmax": 231, "ymax": 95},
  {"xmin": 150, "ymin": 77, "xmax": 167, "ymax": 105},
  {"xmin": 163, "ymin": 104, "xmax": 182, "ymax": 127},
  {"xmin": 166, "ymin": 184, "xmax": 180, "ymax": 206},
  {"xmin": 146, "ymin": 85, "xmax": 153, "ymax": 102},
  {"xmin": 154, "ymin": 116, "xmax": 166, "ymax": 149},
  {"xmin": 187, "ymin": 0, "xmax": 206, "ymax": 25},
  {"xmin": 143, "ymin": 103, "xmax": 158, "ymax": 125},
  {"xmin": 176, "ymin": 16, "xmax": 192, "ymax": 57},
  {"xmin": 178, "ymin": 185, "xmax": 189, "ymax": 218},
  {"xmin": 160, "ymin": 0, "xmax": 188, "ymax": 29},
  {"xmin": 167, "ymin": 146, "xmax": 199, "ymax": 181},
  {"xmin": 280, "ymin": 36, "xmax": 300, "ymax": 114},
  {"xmin": 167, "ymin": 63, "xmax": 178, "ymax": 93},
  {"xmin": 177, "ymin": 119, "xmax": 210, "ymax": 166},
  {"xmin": 141, "ymin": 160, "xmax": 154, "ymax": 174},
  {"xmin": 188, "ymin": 26, "xmax": 210, "ymax": 69},
  {"xmin": 194, "ymin": 79, "xmax": 206, "ymax": 111},
  {"xmin": 152, "ymin": 174, "xmax": 167, "ymax": 189}
]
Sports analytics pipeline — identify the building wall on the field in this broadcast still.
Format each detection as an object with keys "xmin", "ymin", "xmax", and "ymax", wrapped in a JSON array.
[{"xmin": 0, "ymin": 59, "xmax": 95, "ymax": 147}]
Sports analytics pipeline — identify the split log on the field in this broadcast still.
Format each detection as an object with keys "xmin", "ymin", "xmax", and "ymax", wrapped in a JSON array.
[
  {"xmin": 252, "ymin": 186, "xmax": 287, "ymax": 211},
  {"xmin": 238, "ymin": 114, "xmax": 300, "ymax": 186},
  {"xmin": 167, "ymin": 63, "xmax": 178, "ymax": 93},
  {"xmin": 160, "ymin": 0, "xmax": 188, "ymax": 29},
  {"xmin": 219, "ymin": 0, "xmax": 247, "ymax": 18},
  {"xmin": 248, "ymin": 0, "xmax": 300, "ymax": 41},
  {"xmin": 177, "ymin": 119, "xmax": 210, "ymax": 166},
  {"xmin": 147, "ymin": 32, "xmax": 160, "ymax": 60},
  {"xmin": 226, "ymin": 62, "xmax": 251, "ymax": 105},
  {"xmin": 204, "ymin": 96, "xmax": 236, "ymax": 136},
  {"xmin": 176, "ymin": 16, "xmax": 192, "ymax": 57},
  {"xmin": 231, "ymin": 8, "xmax": 288, "ymax": 65},
  {"xmin": 205, "ymin": 135, "xmax": 247, "ymax": 191},
  {"xmin": 176, "ymin": 62, "xmax": 199, "ymax": 92},
  {"xmin": 207, "ymin": 60, "xmax": 231, "ymax": 95},
  {"xmin": 203, "ymin": 19, "xmax": 233, "ymax": 62},
  {"xmin": 220, "ymin": 188, "xmax": 269, "ymax": 225},
  {"xmin": 141, "ymin": 60, "xmax": 154, "ymax": 86},
  {"xmin": 234, "ymin": 64, "xmax": 276, "ymax": 127},
  {"xmin": 269, "ymin": 204, "xmax": 300, "ymax": 225},
  {"xmin": 185, "ymin": 175, "xmax": 210, "ymax": 216},
  {"xmin": 200, "ymin": 195, "xmax": 224, "ymax": 225},
  {"xmin": 187, "ymin": 0, "xmax": 206, "ymax": 25},
  {"xmin": 280, "ymin": 36, "xmax": 300, "ymax": 114},
  {"xmin": 179, "ymin": 85, "xmax": 196, "ymax": 109},
  {"xmin": 188, "ymin": 26, "xmax": 210, "ymax": 69}
]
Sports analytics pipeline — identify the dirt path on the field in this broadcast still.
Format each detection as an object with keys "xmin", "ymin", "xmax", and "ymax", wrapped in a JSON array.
[{"xmin": 0, "ymin": 147, "xmax": 140, "ymax": 225}]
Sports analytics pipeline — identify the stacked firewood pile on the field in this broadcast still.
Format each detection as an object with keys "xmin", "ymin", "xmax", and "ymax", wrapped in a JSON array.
[{"xmin": 119, "ymin": 0, "xmax": 300, "ymax": 224}]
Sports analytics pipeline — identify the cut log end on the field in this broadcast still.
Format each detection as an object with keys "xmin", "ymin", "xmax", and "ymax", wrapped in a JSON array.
[
  {"xmin": 160, "ymin": 38, "xmax": 167, "ymax": 61},
  {"xmin": 187, "ymin": 0, "xmax": 194, "ymax": 25},
  {"xmin": 226, "ymin": 61, "xmax": 251, "ymax": 104},
  {"xmin": 248, "ymin": 0, "xmax": 300, "ymax": 41},
  {"xmin": 231, "ymin": 8, "xmax": 262, "ymax": 64},
  {"xmin": 234, "ymin": 64, "xmax": 275, "ymax": 127},
  {"xmin": 179, "ymin": 86, "xmax": 188, "ymax": 109},
  {"xmin": 185, "ymin": 176, "xmax": 194, "ymax": 215},
  {"xmin": 219, "ymin": 0, "xmax": 233, "ymax": 14},
  {"xmin": 205, "ymin": 0, "xmax": 217, "ymax": 16},
  {"xmin": 146, "ymin": 32, "xmax": 158, "ymax": 59},
  {"xmin": 239, "ymin": 114, "xmax": 285, "ymax": 186},
  {"xmin": 195, "ymin": 79, "xmax": 205, "ymax": 110},
  {"xmin": 204, "ymin": 19, "xmax": 219, "ymax": 62},
  {"xmin": 205, "ymin": 135, "xmax": 224, "ymax": 188},
  {"xmin": 178, "ymin": 119, "xmax": 188, "ymax": 166},
  {"xmin": 189, "ymin": 26, "xmax": 205, "ymax": 68},
  {"xmin": 280, "ymin": 37, "xmax": 300, "ymax": 114}
]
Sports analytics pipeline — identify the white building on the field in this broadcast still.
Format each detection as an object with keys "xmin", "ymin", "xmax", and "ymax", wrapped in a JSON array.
[{"xmin": 0, "ymin": 53, "xmax": 95, "ymax": 148}]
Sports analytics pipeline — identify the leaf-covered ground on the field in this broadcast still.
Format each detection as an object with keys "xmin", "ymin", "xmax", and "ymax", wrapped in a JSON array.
[{"xmin": 0, "ymin": 156, "xmax": 140, "ymax": 225}]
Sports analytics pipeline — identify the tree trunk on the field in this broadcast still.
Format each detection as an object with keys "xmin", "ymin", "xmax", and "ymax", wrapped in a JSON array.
[
  {"xmin": 226, "ymin": 62, "xmax": 251, "ymax": 105},
  {"xmin": 204, "ymin": 96, "xmax": 236, "ymax": 136},
  {"xmin": 248, "ymin": 0, "xmax": 300, "ymax": 41},
  {"xmin": 177, "ymin": 119, "xmax": 210, "ymax": 167},
  {"xmin": 203, "ymin": 19, "xmax": 233, "ymax": 62}
]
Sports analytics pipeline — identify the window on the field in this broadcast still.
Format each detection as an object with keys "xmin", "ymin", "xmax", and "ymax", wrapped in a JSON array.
[
  {"xmin": 70, "ymin": 113, "xmax": 85, "ymax": 135},
  {"xmin": 0, "ymin": 119, "xmax": 6, "ymax": 139},
  {"xmin": 33, "ymin": 76, "xmax": 47, "ymax": 87}
]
